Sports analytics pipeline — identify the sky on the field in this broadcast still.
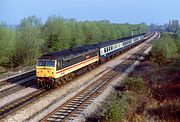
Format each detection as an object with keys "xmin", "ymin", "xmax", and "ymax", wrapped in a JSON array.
[{"xmin": 0, "ymin": 0, "xmax": 180, "ymax": 25}]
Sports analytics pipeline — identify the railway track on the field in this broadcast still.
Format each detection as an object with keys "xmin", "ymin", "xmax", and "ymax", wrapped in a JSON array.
[
  {"xmin": 0, "ymin": 88, "xmax": 46, "ymax": 118},
  {"xmin": 0, "ymin": 70, "xmax": 37, "ymax": 118},
  {"xmin": 0, "ymin": 70, "xmax": 35, "ymax": 89},
  {"xmin": 40, "ymin": 37, "xmax": 156, "ymax": 122},
  {"xmin": 0, "ymin": 79, "xmax": 36, "ymax": 99}
]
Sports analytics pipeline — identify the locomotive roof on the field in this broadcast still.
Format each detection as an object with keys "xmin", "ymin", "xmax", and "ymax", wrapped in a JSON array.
[
  {"xmin": 95, "ymin": 33, "xmax": 145, "ymax": 48},
  {"xmin": 39, "ymin": 45, "xmax": 97, "ymax": 60}
]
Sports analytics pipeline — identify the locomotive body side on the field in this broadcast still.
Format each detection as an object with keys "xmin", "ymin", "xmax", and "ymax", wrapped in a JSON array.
[
  {"xmin": 36, "ymin": 45, "xmax": 99, "ymax": 88},
  {"xmin": 55, "ymin": 50, "xmax": 99, "ymax": 78}
]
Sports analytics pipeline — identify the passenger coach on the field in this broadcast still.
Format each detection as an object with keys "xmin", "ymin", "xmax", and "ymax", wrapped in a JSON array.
[{"xmin": 95, "ymin": 33, "xmax": 145, "ymax": 62}]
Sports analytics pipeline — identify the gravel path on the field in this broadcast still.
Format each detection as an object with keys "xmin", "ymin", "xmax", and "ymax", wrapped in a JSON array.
[{"xmin": 1, "ymin": 35, "xmax": 156, "ymax": 122}]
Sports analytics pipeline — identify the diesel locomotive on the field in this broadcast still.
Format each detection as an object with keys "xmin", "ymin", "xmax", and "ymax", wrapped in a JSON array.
[{"xmin": 36, "ymin": 32, "xmax": 155, "ymax": 88}]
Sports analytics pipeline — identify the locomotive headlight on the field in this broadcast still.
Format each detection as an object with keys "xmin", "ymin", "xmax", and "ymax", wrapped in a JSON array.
[{"xmin": 36, "ymin": 70, "xmax": 39, "ymax": 73}]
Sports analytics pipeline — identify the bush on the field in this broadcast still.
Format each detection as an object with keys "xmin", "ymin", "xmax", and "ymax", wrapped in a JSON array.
[
  {"xmin": 105, "ymin": 76, "xmax": 146, "ymax": 122},
  {"xmin": 151, "ymin": 35, "xmax": 177, "ymax": 64},
  {"xmin": 174, "ymin": 38, "xmax": 180, "ymax": 53},
  {"xmin": 105, "ymin": 100, "xmax": 123, "ymax": 122},
  {"xmin": 124, "ymin": 76, "xmax": 145, "ymax": 93},
  {"xmin": 105, "ymin": 93, "xmax": 128, "ymax": 122}
]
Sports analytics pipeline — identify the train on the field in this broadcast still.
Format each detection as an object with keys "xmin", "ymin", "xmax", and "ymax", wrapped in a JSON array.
[{"xmin": 36, "ymin": 31, "xmax": 155, "ymax": 88}]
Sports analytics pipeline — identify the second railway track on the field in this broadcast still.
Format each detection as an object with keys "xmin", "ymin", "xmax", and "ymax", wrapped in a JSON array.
[
  {"xmin": 0, "ymin": 70, "xmax": 35, "ymax": 89},
  {"xmin": 0, "ymin": 79, "xmax": 36, "ymax": 99}
]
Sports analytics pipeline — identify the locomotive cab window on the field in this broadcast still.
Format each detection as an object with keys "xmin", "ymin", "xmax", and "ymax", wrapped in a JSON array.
[
  {"xmin": 36, "ymin": 60, "xmax": 46, "ymax": 66},
  {"xmin": 36, "ymin": 60, "xmax": 55, "ymax": 67},
  {"xmin": 46, "ymin": 61, "xmax": 55, "ymax": 67}
]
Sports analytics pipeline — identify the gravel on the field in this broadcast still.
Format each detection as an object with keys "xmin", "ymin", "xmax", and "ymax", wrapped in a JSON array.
[{"xmin": 0, "ymin": 86, "xmax": 38, "ymax": 108}]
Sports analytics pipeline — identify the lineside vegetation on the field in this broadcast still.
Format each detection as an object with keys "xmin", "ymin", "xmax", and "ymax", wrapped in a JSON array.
[
  {"xmin": 151, "ymin": 33, "xmax": 180, "ymax": 65},
  {"xmin": 0, "ymin": 16, "xmax": 147, "ymax": 69}
]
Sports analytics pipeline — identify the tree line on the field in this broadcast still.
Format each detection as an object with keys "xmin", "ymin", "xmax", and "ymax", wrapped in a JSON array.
[
  {"xmin": 166, "ymin": 20, "xmax": 179, "ymax": 33},
  {"xmin": 0, "ymin": 16, "xmax": 148, "ymax": 68}
]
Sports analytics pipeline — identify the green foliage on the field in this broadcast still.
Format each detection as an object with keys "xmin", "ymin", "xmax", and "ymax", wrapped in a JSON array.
[
  {"xmin": 13, "ymin": 16, "xmax": 44, "ymax": 66},
  {"xmin": 105, "ymin": 94, "xmax": 123, "ymax": 122},
  {"xmin": 43, "ymin": 16, "xmax": 71, "ymax": 52},
  {"xmin": 105, "ymin": 76, "xmax": 147, "ymax": 122},
  {"xmin": 0, "ymin": 25, "xmax": 16, "ymax": 67},
  {"xmin": 0, "ymin": 16, "xmax": 148, "ymax": 68},
  {"xmin": 174, "ymin": 37, "xmax": 180, "ymax": 53},
  {"xmin": 125, "ymin": 76, "xmax": 145, "ymax": 93},
  {"xmin": 151, "ymin": 34, "xmax": 178, "ymax": 64},
  {"xmin": 43, "ymin": 17, "xmax": 148, "ymax": 52}
]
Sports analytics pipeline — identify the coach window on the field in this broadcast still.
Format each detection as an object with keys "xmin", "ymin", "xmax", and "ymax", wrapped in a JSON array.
[{"xmin": 104, "ymin": 48, "xmax": 106, "ymax": 53}]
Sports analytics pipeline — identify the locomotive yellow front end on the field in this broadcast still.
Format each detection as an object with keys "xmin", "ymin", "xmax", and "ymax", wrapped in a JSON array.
[{"xmin": 36, "ymin": 60, "xmax": 56, "ymax": 88}]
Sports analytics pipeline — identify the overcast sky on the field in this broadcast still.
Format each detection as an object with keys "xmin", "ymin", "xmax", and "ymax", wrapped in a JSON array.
[{"xmin": 0, "ymin": 0, "xmax": 179, "ymax": 25}]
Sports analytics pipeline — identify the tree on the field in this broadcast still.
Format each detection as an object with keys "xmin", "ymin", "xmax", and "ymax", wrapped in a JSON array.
[
  {"xmin": 167, "ymin": 20, "xmax": 179, "ymax": 33},
  {"xmin": 66, "ymin": 19, "xmax": 86, "ymax": 47},
  {"xmin": 82, "ymin": 21, "xmax": 102, "ymax": 44},
  {"xmin": 43, "ymin": 16, "xmax": 71, "ymax": 52},
  {"xmin": 171, "ymin": 20, "xmax": 179, "ymax": 33},
  {"xmin": 0, "ymin": 25, "xmax": 16, "ymax": 67},
  {"xmin": 0, "ymin": 16, "xmax": 148, "ymax": 68},
  {"xmin": 14, "ymin": 16, "xmax": 44, "ymax": 66}
]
